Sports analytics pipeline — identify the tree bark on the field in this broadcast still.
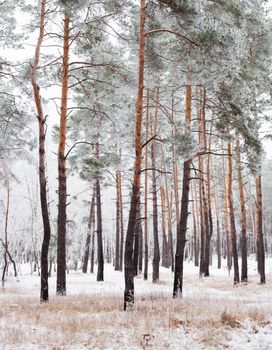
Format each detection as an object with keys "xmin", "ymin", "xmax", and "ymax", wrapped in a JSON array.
[
  {"xmin": 124, "ymin": 0, "xmax": 146, "ymax": 310},
  {"xmin": 96, "ymin": 144, "xmax": 104, "ymax": 282},
  {"xmin": 173, "ymin": 84, "xmax": 192, "ymax": 298},
  {"xmin": 214, "ymin": 162, "xmax": 221, "ymax": 269},
  {"xmin": 222, "ymin": 145, "xmax": 232, "ymax": 273},
  {"xmin": 90, "ymin": 206, "xmax": 95, "ymax": 274},
  {"xmin": 30, "ymin": 0, "xmax": 51, "ymax": 302},
  {"xmin": 82, "ymin": 188, "xmax": 96, "ymax": 273},
  {"xmin": 236, "ymin": 140, "xmax": 247, "ymax": 282},
  {"xmin": 160, "ymin": 187, "xmax": 169, "ymax": 267},
  {"xmin": 115, "ymin": 172, "xmax": 121, "ymax": 271},
  {"xmin": 118, "ymin": 168, "xmax": 124, "ymax": 271},
  {"xmin": 56, "ymin": 14, "xmax": 70, "ymax": 295},
  {"xmin": 256, "ymin": 175, "xmax": 265, "ymax": 284},
  {"xmin": 151, "ymin": 87, "xmax": 160, "ymax": 283},
  {"xmin": 143, "ymin": 88, "xmax": 149, "ymax": 280},
  {"xmin": 228, "ymin": 143, "xmax": 239, "ymax": 284}
]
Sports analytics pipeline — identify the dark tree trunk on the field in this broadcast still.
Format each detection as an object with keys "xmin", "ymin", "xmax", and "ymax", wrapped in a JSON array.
[
  {"xmin": 115, "ymin": 172, "xmax": 120, "ymax": 271},
  {"xmin": 118, "ymin": 170, "xmax": 124, "ymax": 271},
  {"xmin": 82, "ymin": 188, "xmax": 96, "ymax": 273},
  {"xmin": 151, "ymin": 148, "xmax": 160, "ymax": 282},
  {"xmin": 30, "ymin": 0, "xmax": 51, "ymax": 302},
  {"xmin": 256, "ymin": 175, "xmax": 265, "ymax": 284},
  {"xmin": 236, "ymin": 140, "xmax": 247, "ymax": 282},
  {"xmin": 90, "ymin": 223, "xmax": 95, "ymax": 274},
  {"xmin": 173, "ymin": 84, "xmax": 191, "ymax": 298},
  {"xmin": 216, "ymin": 217, "xmax": 221, "ymax": 269},
  {"xmin": 151, "ymin": 87, "xmax": 160, "ymax": 283},
  {"xmin": 56, "ymin": 14, "xmax": 70, "ymax": 296},
  {"xmin": 173, "ymin": 160, "xmax": 191, "ymax": 297},
  {"xmin": 124, "ymin": 0, "xmax": 145, "ymax": 310},
  {"xmin": 96, "ymin": 177, "xmax": 104, "ymax": 282},
  {"xmin": 133, "ymin": 214, "xmax": 140, "ymax": 277},
  {"xmin": 138, "ymin": 220, "xmax": 143, "ymax": 273},
  {"xmin": 143, "ymin": 89, "xmax": 149, "ymax": 280},
  {"xmin": 228, "ymin": 143, "xmax": 239, "ymax": 284}
]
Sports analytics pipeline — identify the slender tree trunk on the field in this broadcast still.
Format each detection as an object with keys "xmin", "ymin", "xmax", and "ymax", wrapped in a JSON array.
[
  {"xmin": 161, "ymin": 145, "xmax": 173, "ymax": 270},
  {"xmin": 214, "ymin": 162, "xmax": 221, "ymax": 269},
  {"xmin": 124, "ymin": 0, "xmax": 146, "ymax": 310},
  {"xmin": 236, "ymin": 140, "xmax": 247, "ymax": 282},
  {"xmin": 2, "ymin": 187, "xmax": 10, "ymax": 286},
  {"xmin": 96, "ymin": 177, "xmax": 104, "ymax": 281},
  {"xmin": 96, "ymin": 145, "xmax": 104, "ymax": 282},
  {"xmin": 191, "ymin": 180, "xmax": 199, "ymax": 267},
  {"xmin": 222, "ymin": 145, "xmax": 232, "ymax": 273},
  {"xmin": 56, "ymin": 14, "xmax": 70, "ymax": 295},
  {"xmin": 143, "ymin": 89, "xmax": 149, "ymax": 280},
  {"xmin": 118, "ymin": 169, "xmax": 124, "ymax": 271},
  {"xmin": 30, "ymin": 0, "xmax": 51, "ymax": 302},
  {"xmin": 133, "ymin": 206, "xmax": 140, "ymax": 277},
  {"xmin": 160, "ymin": 187, "xmax": 168, "ymax": 267},
  {"xmin": 256, "ymin": 175, "xmax": 265, "ymax": 284},
  {"xmin": 115, "ymin": 172, "xmax": 121, "ymax": 271},
  {"xmin": 173, "ymin": 84, "xmax": 191, "ymax": 298},
  {"xmin": 138, "ymin": 220, "xmax": 143, "ymax": 273},
  {"xmin": 151, "ymin": 87, "xmax": 160, "ymax": 283},
  {"xmin": 228, "ymin": 143, "xmax": 239, "ymax": 284},
  {"xmin": 90, "ymin": 205, "xmax": 95, "ymax": 274},
  {"xmin": 82, "ymin": 188, "xmax": 96, "ymax": 273}
]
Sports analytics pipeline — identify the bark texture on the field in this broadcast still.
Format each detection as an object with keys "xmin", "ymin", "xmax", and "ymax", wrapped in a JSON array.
[
  {"xmin": 124, "ymin": 0, "xmax": 146, "ymax": 310},
  {"xmin": 57, "ymin": 14, "xmax": 70, "ymax": 295},
  {"xmin": 30, "ymin": 0, "xmax": 51, "ymax": 302}
]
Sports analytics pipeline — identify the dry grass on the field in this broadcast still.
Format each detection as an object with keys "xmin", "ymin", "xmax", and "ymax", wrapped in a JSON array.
[{"xmin": 1, "ymin": 278, "xmax": 272, "ymax": 349}]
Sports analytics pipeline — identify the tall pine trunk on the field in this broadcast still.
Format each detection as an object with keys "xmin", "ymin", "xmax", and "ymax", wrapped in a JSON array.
[
  {"xmin": 90, "ymin": 206, "xmax": 96, "ymax": 274},
  {"xmin": 30, "ymin": 0, "xmax": 51, "ymax": 302},
  {"xmin": 227, "ymin": 143, "xmax": 239, "ymax": 284},
  {"xmin": 173, "ymin": 84, "xmax": 191, "ymax": 297},
  {"xmin": 236, "ymin": 140, "xmax": 247, "ymax": 282},
  {"xmin": 96, "ymin": 144, "xmax": 104, "ymax": 282},
  {"xmin": 56, "ymin": 14, "xmax": 70, "ymax": 295},
  {"xmin": 256, "ymin": 175, "xmax": 265, "ymax": 284},
  {"xmin": 143, "ymin": 89, "xmax": 149, "ymax": 280},
  {"xmin": 151, "ymin": 87, "xmax": 160, "ymax": 283},
  {"xmin": 222, "ymin": 145, "xmax": 232, "ymax": 273},
  {"xmin": 124, "ymin": 0, "xmax": 145, "ymax": 310},
  {"xmin": 118, "ymin": 169, "xmax": 124, "ymax": 271},
  {"xmin": 115, "ymin": 171, "xmax": 121, "ymax": 271}
]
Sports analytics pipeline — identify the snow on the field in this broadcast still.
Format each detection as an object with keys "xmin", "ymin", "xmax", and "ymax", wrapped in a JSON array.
[{"xmin": 1, "ymin": 257, "xmax": 272, "ymax": 349}]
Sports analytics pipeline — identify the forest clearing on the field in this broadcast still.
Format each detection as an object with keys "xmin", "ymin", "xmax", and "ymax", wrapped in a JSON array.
[{"xmin": 1, "ymin": 257, "xmax": 272, "ymax": 349}]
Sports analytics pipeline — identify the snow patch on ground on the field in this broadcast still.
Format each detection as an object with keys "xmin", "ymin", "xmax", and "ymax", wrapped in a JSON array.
[{"xmin": 1, "ymin": 256, "xmax": 272, "ymax": 349}]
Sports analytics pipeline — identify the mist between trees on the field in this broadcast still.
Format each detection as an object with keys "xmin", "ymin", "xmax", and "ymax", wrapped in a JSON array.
[{"xmin": 0, "ymin": 0, "xmax": 272, "ymax": 311}]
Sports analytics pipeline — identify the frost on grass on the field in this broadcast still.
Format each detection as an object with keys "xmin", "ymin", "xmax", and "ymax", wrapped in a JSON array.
[{"xmin": 1, "ymin": 259, "xmax": 272, "ymax": 349}]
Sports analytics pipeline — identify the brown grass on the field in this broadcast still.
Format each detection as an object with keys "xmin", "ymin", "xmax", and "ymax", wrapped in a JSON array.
[{"xmin": 1, "ymin": 282, "xmax": 272, "ymax": 349}]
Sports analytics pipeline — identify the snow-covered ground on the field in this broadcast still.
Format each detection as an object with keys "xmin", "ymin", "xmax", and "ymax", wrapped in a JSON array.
[{"xmin": 1, "ymin": 256, "xmax": 272, "ymax": 349}]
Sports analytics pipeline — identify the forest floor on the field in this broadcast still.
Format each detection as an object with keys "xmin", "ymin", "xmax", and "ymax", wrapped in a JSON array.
[{"xmin": 1, "ymin": 256, "xmax": 272, "ymax": 349}]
